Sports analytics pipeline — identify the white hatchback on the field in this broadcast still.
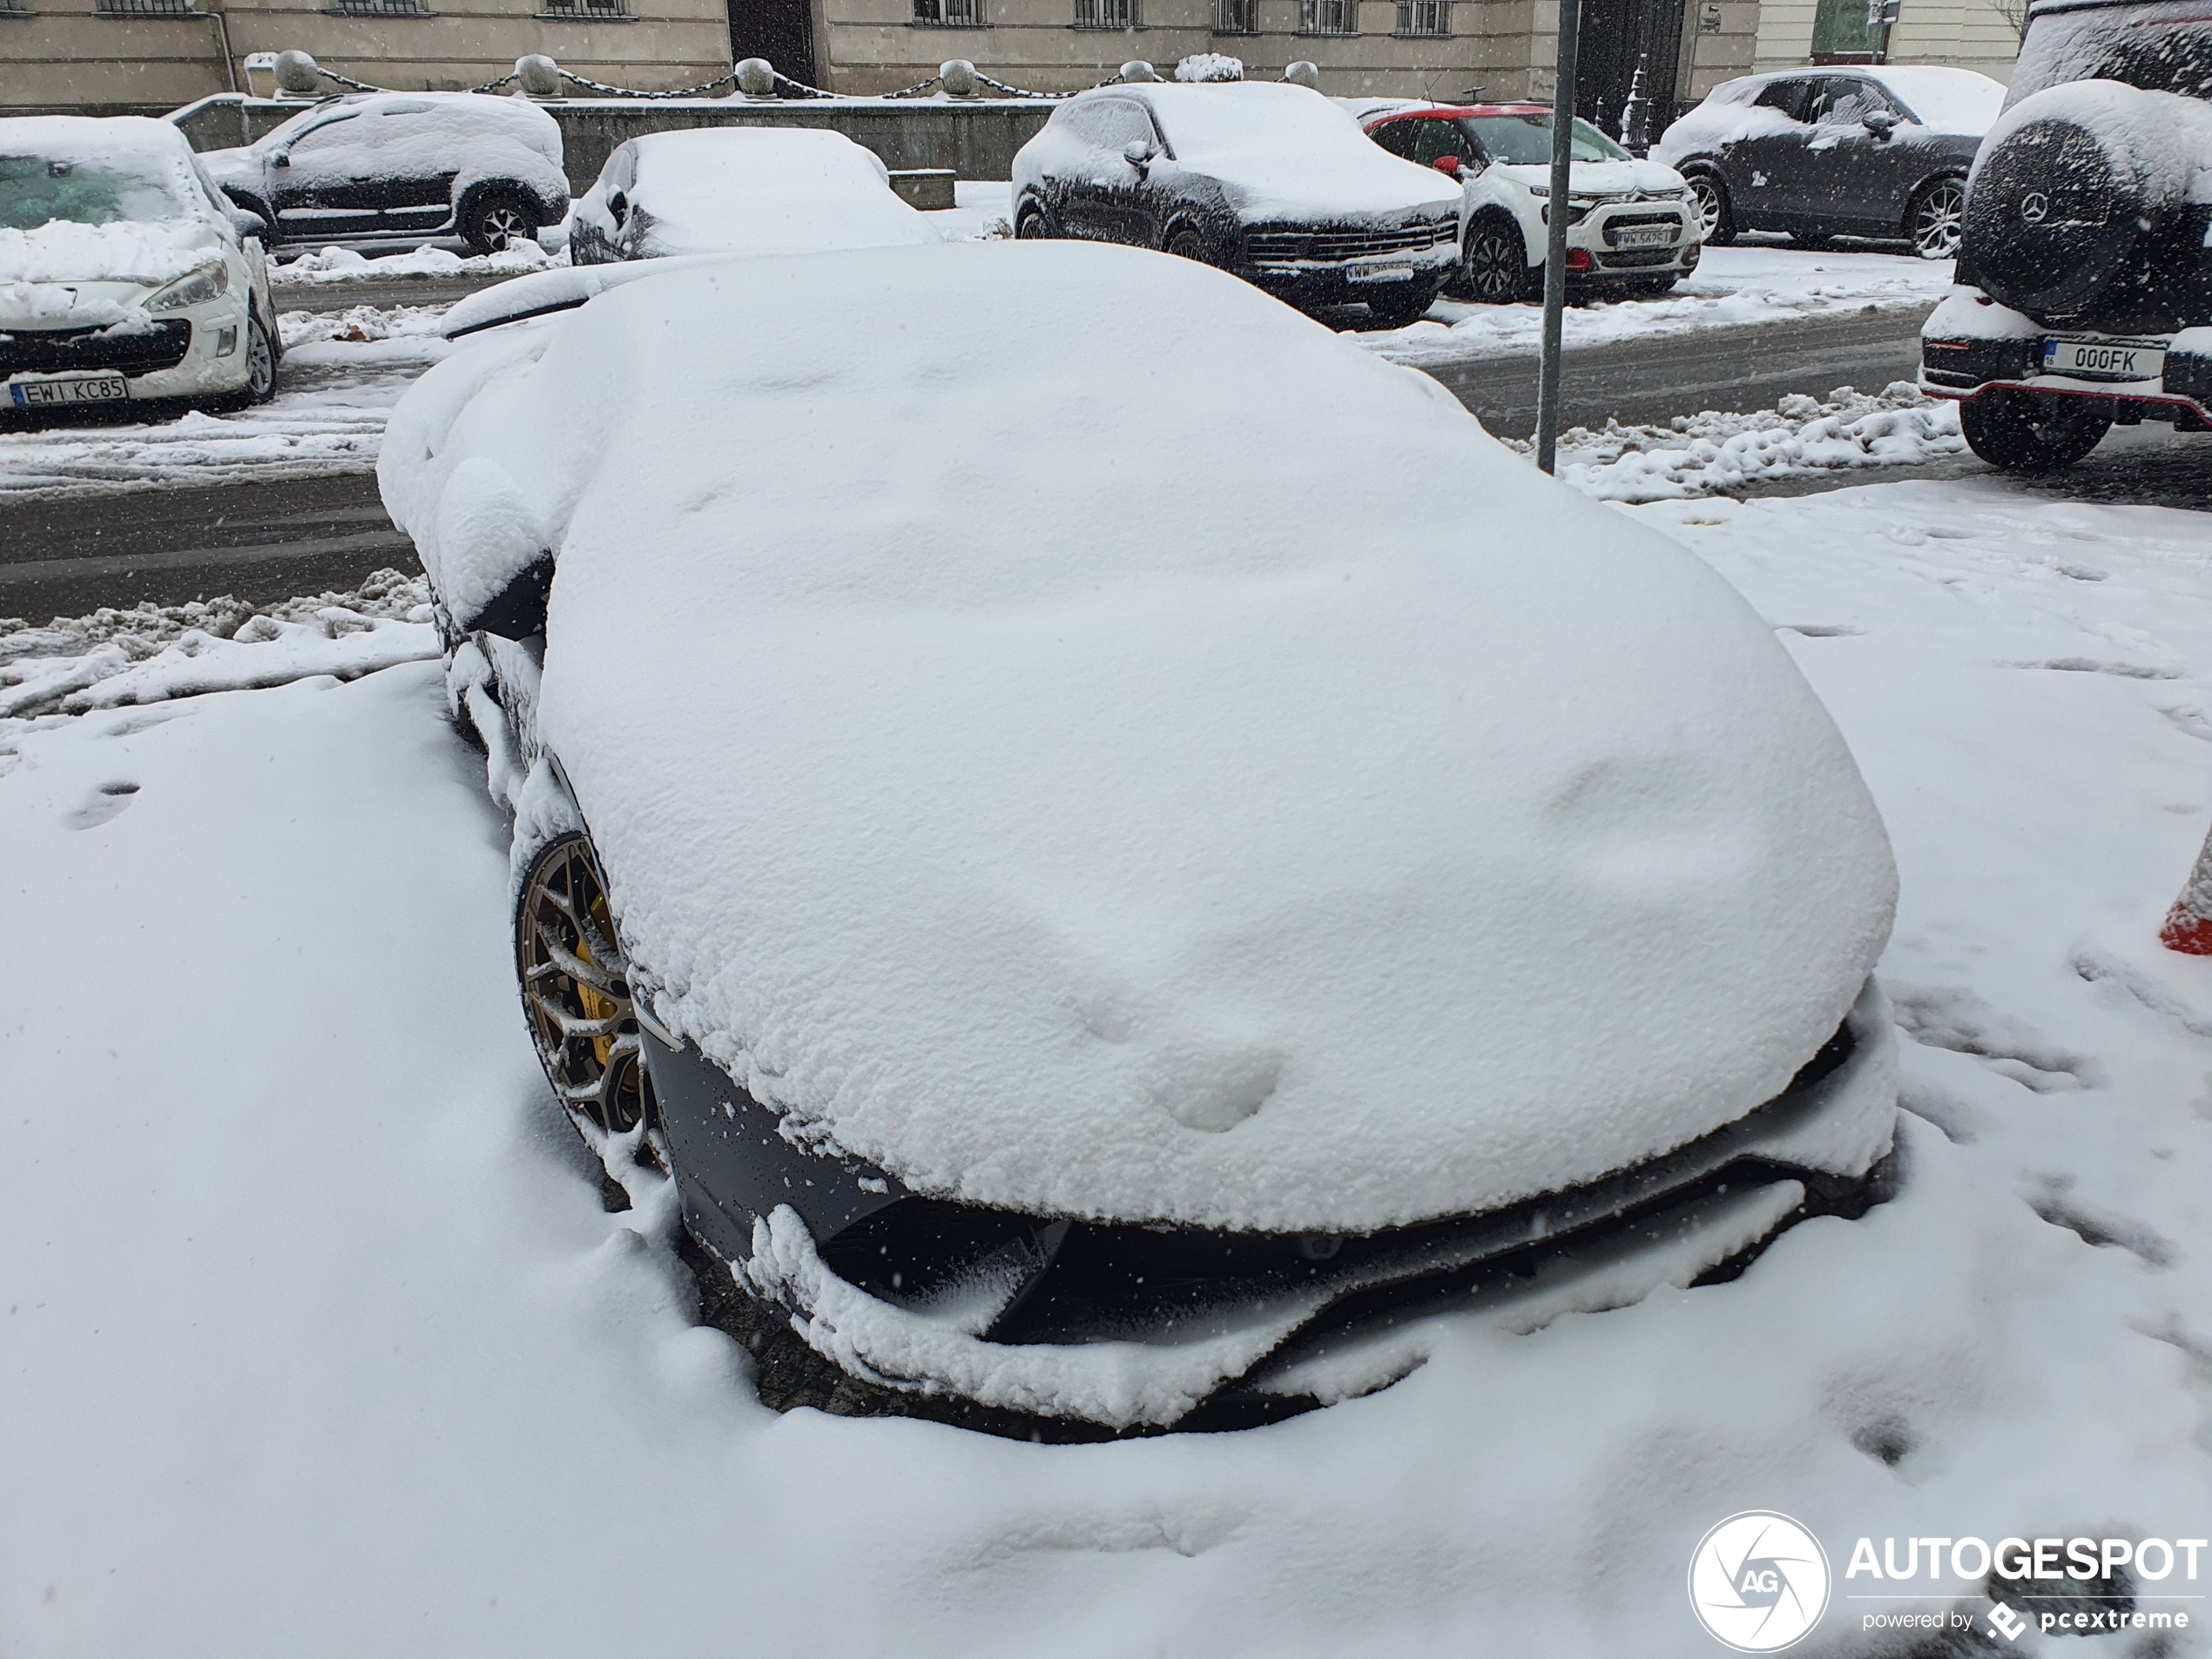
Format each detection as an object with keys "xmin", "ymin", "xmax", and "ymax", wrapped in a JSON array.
[{"xmin": 1, "ymin": 115, "xmax": 279, "ymax": 415}]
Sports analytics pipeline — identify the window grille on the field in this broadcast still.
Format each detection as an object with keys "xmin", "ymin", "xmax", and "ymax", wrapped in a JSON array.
[
  {"xmin": 1074, "ymin": 0, "xmax": 1138, "ymax": 28},
  {"xmin": 1215, "ymin": 0, "xmax": 1256, "ymax": 31},
  {"xmin": 1298, "ymin": 0, "xmax": 1353, "ymax": 33},
  {"xmin": 914, "ymin": 0, "xmax": 982, "ymax": 23},
  {"xmin": 540, "ymin": 0, "xmax": 626, "ymax": 17},
  {"xmin": 96, "ymin": 0, "xmax": 198, "ymax": 17},
  {"xmin": 1394, "ymin": 0, "xmax": 1447, "ymax": 32},
  {"xmin": 328, "ymin": 0, "xmax": 431, "ymax": 13}
]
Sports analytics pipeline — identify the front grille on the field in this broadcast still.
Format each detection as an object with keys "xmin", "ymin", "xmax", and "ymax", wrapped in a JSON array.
[
  {"xmin": 1246, "ymin": 222, "xmax": 1452, "ymax": 262},
  {"xmin": 0, "ymin": 319, "xmax": 192, "ymax": 378},
  {"xmin": 1595, "ymin": 247, "xmax": 1678, "ymax": 268},
  {"xmin": 1601, "ymin": 211, "xmax": 1681, "ymax": 245}
]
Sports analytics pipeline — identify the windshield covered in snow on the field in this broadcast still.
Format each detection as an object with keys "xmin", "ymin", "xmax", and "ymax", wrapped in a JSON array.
[
  {"xmin": 2012, "ymin": 0, "xmax": 2212, "ymax": 101},
  {"xmin": 1463, "ymin": 113, "xmax": 1629, "ymax": 164},
  {"xmin": 0, "ymin": 153, "xmax": 191, "ymax": 231}
]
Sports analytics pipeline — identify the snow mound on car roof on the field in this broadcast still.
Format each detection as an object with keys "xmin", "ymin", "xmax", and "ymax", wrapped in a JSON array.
[
  {"xmin": 621, "ymin": 128, "xmax": 939, "ymax": 258},
  {"xmin": 1870, "ymin": 66, "xmax": 2005, "ymax": 135},
  {"xmin": 381, "ymin": 240, "xmax": 1896, "ymax": 1233}
]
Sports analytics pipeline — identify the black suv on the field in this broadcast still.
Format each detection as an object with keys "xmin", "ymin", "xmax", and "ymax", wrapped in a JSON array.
[
  {"xmin": 1919, "ymin": 0, "xmax": 2212, "ymax": 469},
  {"xmin": 199, "ymin": 93, "xmax": 570, "ymax": 257}
]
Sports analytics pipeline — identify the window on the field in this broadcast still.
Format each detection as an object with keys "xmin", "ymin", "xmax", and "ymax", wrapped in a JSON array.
[
  {"xmin": 1369, "ymin": 118, "xmax": 1420, "ymax": 158},
  {"xmin": 1074, "ymin": 0, "xmax": 1137, "ymax": 26},
  {"xmin": 1807, "ymin": 75, "xmax": 1898, "ymax": 123},
  {"xmin": 1395, "ymin": 0, "xmax": 1447, "ymax": 35},
  {"xmin": 95, "ymin": 0, "xmax": 196, "ymax": 15},
  {"xmin": 0, "ymin": 0, "xmax": 31, "ymax": 17},
  {"xmin": 1215, "ymin": 0, "xmax": 1255, "ymax": 30},
  {"xmin": 1751, "ymin": 77, "xmax": 1811, "ymax": 118},
  {"xmin": 540, "ymin": 0, "xmax": 626, "ymax": 15},
  {"xmin": 914, "ymin": 0, "xmax": 982, "ymax": 24},
  {"xmin": 1809, "ymin": 0, "xmax": 1879, "ymax": 58},
  {"xmin": 1299, "ymin": 0, "xmax": 1352, "ymax": 32}
]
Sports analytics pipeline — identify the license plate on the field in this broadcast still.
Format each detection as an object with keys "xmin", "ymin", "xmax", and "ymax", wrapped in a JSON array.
[
  {"xmin": 1615, "ymin": 225, "xmax": 1675, "ymax": 248},
  {"xmin": 2042, "ymin": 337, "xmax": 2165, "ymax": 381},
  {"xmin": 1348, "ymin": 262, "xmax": 1413, "ymax": 284},
  {"xmin": 9, "ymin": 374, "xmax": 129, "ymax": 408}
]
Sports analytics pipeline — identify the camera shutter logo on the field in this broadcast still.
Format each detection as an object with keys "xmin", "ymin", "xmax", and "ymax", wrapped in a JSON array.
[{"xmin": 1688, "ymin": 1512, "xmax": 1831, "ymax": 1651}]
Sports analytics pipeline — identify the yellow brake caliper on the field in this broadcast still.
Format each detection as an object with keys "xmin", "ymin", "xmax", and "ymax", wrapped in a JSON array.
[{"xmin": 574, "ymin": 894, "xmax": 619, "ymax": 1069}]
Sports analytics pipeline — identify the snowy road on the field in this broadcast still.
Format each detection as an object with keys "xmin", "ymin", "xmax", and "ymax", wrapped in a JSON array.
[{"xmin": 3, "ymin": 475, "xmax": 2206, "ymax": 1657}]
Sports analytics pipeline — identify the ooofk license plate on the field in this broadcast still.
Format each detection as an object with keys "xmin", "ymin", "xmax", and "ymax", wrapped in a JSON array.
[
  {"xmin": 2042, "ymin": 336, "xmax": 2165, "ymax": 382},
  {"xmin": 9, "ymin": 373, "xmax": 129, "ymax": 407}
]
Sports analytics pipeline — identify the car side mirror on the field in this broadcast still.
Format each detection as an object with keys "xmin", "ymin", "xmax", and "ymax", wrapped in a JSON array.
[
  {"xmin": 228, "ymin": 206, "xmax": 267, "ymax": 240},
  {"xmin": 1863, "ymin": 109, "xmax": 1898, "ymax": 137},
  {"xmin": 1123, "ymin": 139, "xmax": 1157, "ymax": 173},
  {"xmin": 271, "ymin": 151, "xmax": 291, "ymax": 169},
  {"xmin": 1432, "ymin": 153, "xmax": 1461, "ymax": 178},
  {"xmin": 608, "ymin": 189, "xmax": 628, "ymax": 226}
]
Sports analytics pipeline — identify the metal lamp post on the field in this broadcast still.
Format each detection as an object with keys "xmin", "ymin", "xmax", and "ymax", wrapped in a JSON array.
[{"xmin": 1534, "ymin": 0, "xmax": 1581, "ymax": 474}]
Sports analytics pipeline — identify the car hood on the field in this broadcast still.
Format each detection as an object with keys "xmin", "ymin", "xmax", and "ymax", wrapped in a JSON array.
[
  {"xmin": 1197, "ymin": 152, "xmax": 1463, "ymax": 224},
  {"xmin": 0, "ymin": 217, "xmax": 219, "ymax": 290},
  {"xmin": 1496, "ymin": 157, "xmax": 1688, "ymax": 196},
  {"xmin": 381, "ymin": 241, "xmax": 1896, "ymax": 1236},
  {"xmin": 197, "ymin": 146, "xmax": 258, "ymax": 191}
]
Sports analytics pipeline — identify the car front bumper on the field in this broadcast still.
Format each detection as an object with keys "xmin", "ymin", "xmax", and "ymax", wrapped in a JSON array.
[
  {"xmin": 1, "ymin": 292, "xmax": 259, "ymax": 409},
  {"xmin": 650, "ymin": 977, "xmax": 1898, "ymax": 1436},
  {"xmin": 1239, "ymin": 239, "xmax": 1459, "ymax": 304}
]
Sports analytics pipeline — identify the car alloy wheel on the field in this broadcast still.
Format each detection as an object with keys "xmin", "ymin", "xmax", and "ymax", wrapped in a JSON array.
[
  {"xmin": 1462, "ymin": 219, "xmax": 1529, "ymax": 305},
  {"xmin": 244, "ymin": 316, "xmax": 276, "ymax": 402},
  {"xmin": 516, "ymin": 832, "xmax": 654, "ymax": 1135},
  {"xmin": 464, "ymin": 192, "xmax": 534, "ymax": 256},
  {"xmin": 1908, "ymin": 179, "xmax": 1966, "ymax": 260},
  {"xmin": 1686, "ymin": 173, "xmax": 1733, "ymax": 245},
  {"xmin": 1015, "ymin": 208, "xmax": 1052, "ymax": 239}
]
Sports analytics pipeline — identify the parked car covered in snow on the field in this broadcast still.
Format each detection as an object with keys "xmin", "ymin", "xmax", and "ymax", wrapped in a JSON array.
[
  {"xmin": 1359, "ymin": 101, "xmax": 1700, "ymax": 302},
  {"xmin": 2, "ymin": 115, "xmax": 280, "ymax": 415},
  {"xmin": 199, "ymin": 92, "xmax": 567, "ymax": 257},
  {"xmin": 381, "ymin": 240, "xmax": 1900, "ymax": 1437},
  {"xmin": 1012, "ymin": 81, "xmax": 1460, "ymax": 327},
  {"xmin": 1919, "ymin": 0, "xmax": 2212, "ymax": 470},
  {"xmin": 1658, "ymin": 66, "xmax": 2006, "ymax": 257},
  {"xmin": 567, "ymin": 126, "xmax": 938, "ymax": 266}
]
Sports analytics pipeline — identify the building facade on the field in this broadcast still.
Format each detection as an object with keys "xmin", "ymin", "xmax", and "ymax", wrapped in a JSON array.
[
  {"xmin": 1752, "ymin": 0, "xmax": 2020, "ymax": 83},
  {"xmin": 0, "ymin": 0, "xmax": 735, "ymax": 117}
]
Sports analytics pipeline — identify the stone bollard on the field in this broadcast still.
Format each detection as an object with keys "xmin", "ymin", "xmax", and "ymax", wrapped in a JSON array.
[
  {"xmin": 734, "ymin": 57, "xmax": 778, "ymax": 98},
  {"xmin": 1282, "ymin": 60, "xmax": 1320, "ymax": 89},
  {"xmin": 939, "ymin": 58, "xmax": 979, "ymax": 97},
  {"xmin": 273, "ymin": 51, "xmax": 324, "ymax": 96},
  {"xmin": 1118, "ymin": 60, "xmax": 1162, "ymax": 82},
  {"xmin": 515, "ymin": 54, "xmax": 563, "ymax": 98}
]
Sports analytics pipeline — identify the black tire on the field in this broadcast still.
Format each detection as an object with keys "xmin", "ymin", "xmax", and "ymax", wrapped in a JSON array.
[
  {"xmin": 1363, "ymin": 280, "xmax": 1438, "ymax": 329},
  {"xmin": 1165, "ymin": 224, "xmax": 1211, "ymax": 264},
  {"xmin": 244, "ymin": 314, "xmax": 277, "ymax": 404},
  {"xmin": 1905, "ymin": 176, "xmax": 1966, "ymax": 260},
  {"xmin": 1684, "ymin": 171, "xmax": 1734, "ymax": 246},
  {"xmin": 516, "ymin": 831, "xmax": 656, "ymax": 1136},
  {"xmin": 1959, "ymin": 389, "xmax": 2113, "ymax": 474},
  {"xmin": 460, "ymin": 187, "xmax": 536, "ymax": 257},
  {"xmin": 1461, "ymin": 215, "xmax": 1537, "ymax": 304},
  {"xmin": 1015, "ymin": 204, "xmax": 1055, "ymax": 240}
]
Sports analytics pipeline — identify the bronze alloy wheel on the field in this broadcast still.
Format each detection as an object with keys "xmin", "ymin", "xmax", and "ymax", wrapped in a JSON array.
[{"xmin": 516, "ymin": 833, "xmax": 654, "ymax": 1134}]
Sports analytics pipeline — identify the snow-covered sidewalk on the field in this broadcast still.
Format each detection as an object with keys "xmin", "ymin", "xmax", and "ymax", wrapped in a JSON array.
[{"xmin": 3, "ymin": 474, "xmax": 2206, "ymax": 1657}]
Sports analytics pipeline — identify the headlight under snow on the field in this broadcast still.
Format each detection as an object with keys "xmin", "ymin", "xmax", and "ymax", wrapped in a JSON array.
[{"xmin": 145, "ymin": 261, "xmax": 229, "ymax": 313}]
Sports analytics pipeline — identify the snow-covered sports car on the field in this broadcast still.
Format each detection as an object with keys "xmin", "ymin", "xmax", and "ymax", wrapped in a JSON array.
[{"xmin": 381, "ymin": 240, "xmax": 1900, "ymax": 1436}]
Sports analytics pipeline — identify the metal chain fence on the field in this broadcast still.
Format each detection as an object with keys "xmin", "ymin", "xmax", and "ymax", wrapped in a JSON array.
[{"xmin": 293, "ymin": 56, "xmax": 1098, "ymax": 104}]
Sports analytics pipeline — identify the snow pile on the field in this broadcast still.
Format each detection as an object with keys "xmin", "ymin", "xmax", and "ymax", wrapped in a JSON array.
[
  {"xmin": 271, "ymin": 238, "xmax": 562, "ymax": 286},
  {"xmin": 1369, "ymin": 244, "xmax": 1956, "ymax": 362},
  {"xmin": 383, "ymin": 240, "xmax": 1894, "ymax": 1234},
  {"xmin": 0, "ymin": 569, "xmax": 435, "ymax": 721},
  {"xmin": 1973, "ymin": 79, "xmax": 2212, "ymax": 206},
  {"xmin": 1175, "ymin": 53, "xmax": 1244, "ymax": 82},
  {"xmin": 1, "ymin": 476, "xmax": 2207, "ymax": 1656},
  {"xmin": 1536, "ymin": 382, "xmax": 1966, "ymax": 502}
]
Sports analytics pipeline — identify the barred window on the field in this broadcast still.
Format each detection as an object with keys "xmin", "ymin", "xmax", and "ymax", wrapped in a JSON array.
[
  {"xmin": 1298, "ymin": 0, "xmax": 1353, "ymax": 32},
  {"xmin": 0, "ymin": 0, "xmax": 32, "ymax": 17},
  {"xmin": 541, "ymin": 0, "xmax": 626, "ymax": 14},
  {"xmin": 328, "ymin": 0, "xmax": 431, "ymax": 13},
  {"xmin": 96, "ymin": 0, "xmax": 197, "ymax": 16},
  {"xmin": 1395, "ymin": 0, "xmax": 1447, "ymax": 31},
  {"xmin": 914, "ymin": 0, "xmax": 981, "ymax": 22},
  {"xmin": 1215, "ymin": 0, "xmax": 1256, "ymax": 30},
  {"xmin": 1074, "ymin": 0, "xmax": 1138, "ymax": 27}
]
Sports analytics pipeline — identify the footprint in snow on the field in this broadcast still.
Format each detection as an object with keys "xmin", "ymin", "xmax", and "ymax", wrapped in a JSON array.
[{"xmin": 64, "ymin": 780, "xmax": 139, "ymax": 831}]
